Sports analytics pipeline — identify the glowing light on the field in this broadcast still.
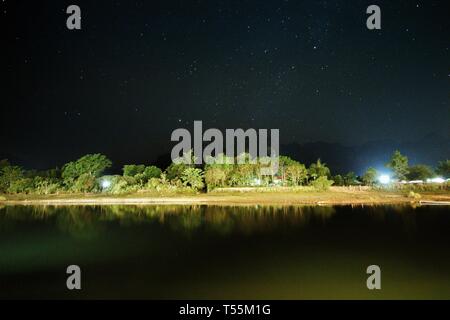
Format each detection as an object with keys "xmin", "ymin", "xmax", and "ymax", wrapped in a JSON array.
[
  {"xmin": 378, "ymin": 174, "xmax": 391, "ymax": 184},
  {"xmin": 429, "ymin": 177, "xmax": 445, "ymax": 184},
  {"xmin": 101, "ymin": 179, "xmax": 111, "ymax": 189}
]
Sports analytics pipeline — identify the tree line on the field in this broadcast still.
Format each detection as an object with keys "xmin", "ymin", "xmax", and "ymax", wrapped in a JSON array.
[{"xmin": 0, "ymin": 151, "xmax": 448, "ymax": 195}]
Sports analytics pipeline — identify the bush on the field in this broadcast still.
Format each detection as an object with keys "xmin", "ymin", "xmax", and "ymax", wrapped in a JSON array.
[
  {"xmin": 310, "ymin": 176, "xmax": 334, "ymax": 191},
  {"xmin": 33, "ymin": 177, "xmax": 61, "ymax": 195},
  {"xmin": 123, "ymin": 164, "xmax": 145, "ymax": 177},
  {"xmin": 7, "ymin": 178, "xmax": 33, "ymax": 194},
  {"xmin": 104, "ymin": 176, "xmax": 140, "ymax": 194},
  {"xmin": 181, "ymin": 168, "xmax": 205, "ymax": 191},
  {"xmin": 72, "ymin": 174, "xmax": 98, "ymax": 193}
]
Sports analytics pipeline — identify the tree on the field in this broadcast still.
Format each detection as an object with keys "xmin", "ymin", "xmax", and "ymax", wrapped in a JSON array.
[
  {"xmin": 8, "ymin": 178, "xmax": 34, "ymax": 194},
  {"xmin": 181, "ymin": 168, "xmax": 204, "ymax": 190},
  {"xmin": 62, "ymin": 154, "xmax": 112, "ymax": 189},
  {"xmin": 62, "ymin": 154, "xmax": 111, "ymax": 180},
  {"xmin": 285, "ymin": 162, "xmax": 308, "ymax": 186},
  {"xmin": 343, "ymin": 172, "xmax": 358, "ymax": 185},
  {"xmin": 308, "ymin": 159, "xmax": 331, "ymax": 180},
  {"xmin": 310, "ymin": 176, "xmax": 334, "ymax": 191},
  {"xmin": 386, "ymin": 150, "xmax": 409, "ymax": 180},
  {"xmin": 143, "ymin": 166, "xmax": 162, "ymax": 180},
  {"xmin": 332, "ymin": 174, "xmax": 344, "ymax": 186},
  {"xmin": 436, "ymin": 160, "xmax": 450, "ymax": 178},
  {"xmin": 407, "ymin": 165, "xmax": 434, "ymax": 181},
  {"xmin": 204, "ymin": 166, "xmax": 227, "ymax": 190},
  {"xmin": 277, "ymin": 156, "xmax": 307, "ymax": 186},
  {"xmin": 123, "ymin": 164, "xmax": 145, "ymax": 177},
  {"xmin": 0, "ymin": 165, "xmax": 24, "ymax": 193},
  {"xmin": 72, "ymin": 173, "xmax": 98, "ymax": 193},
  {"xmin": 165, "ymin": 162, "xmax": 189, "ymax": 181},
  {"xmin": 362, "ymin": 167, "xmax": 377, "ymax": 186}
]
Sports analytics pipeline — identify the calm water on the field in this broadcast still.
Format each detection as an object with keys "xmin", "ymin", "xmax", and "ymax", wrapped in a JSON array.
[{"xmin": 0, "ymin": 204, "xmax": 449, "ymax": 299}]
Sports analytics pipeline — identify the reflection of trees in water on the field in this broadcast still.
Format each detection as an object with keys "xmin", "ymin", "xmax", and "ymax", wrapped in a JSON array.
[
  {"xmin": 93, "ymin": 205, "xmax": 337, "ymax": 235},
  {"xmin": 362, "ymin": 204, "xmax": 418, "ymax": 234},
  {"xmin": 55, "ymin": 206, "xmax": 105, "ymax": 239},
  {"xmin": 1, "ymin": 205, "xmax": 337, "ymax": 236},
  {"xmin": 0, "ymin": 205, "xmax": 104, "ymax": 239}
]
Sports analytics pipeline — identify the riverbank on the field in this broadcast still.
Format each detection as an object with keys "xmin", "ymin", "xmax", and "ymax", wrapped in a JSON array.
[{"xmin": 1, "ymin": 187, "xmax": 450, "ymax": 206}]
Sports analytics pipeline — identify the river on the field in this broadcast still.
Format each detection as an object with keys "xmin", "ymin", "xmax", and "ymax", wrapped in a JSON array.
[{"xmin": 0, "ymin": 204, "xmax": 449, "ymax": 299}]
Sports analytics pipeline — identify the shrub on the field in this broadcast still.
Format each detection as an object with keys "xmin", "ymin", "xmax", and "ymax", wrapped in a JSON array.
[
  {"xmin": 310, "ymin": 176, "xmax": 334, "ymax": 191},
  {"xmin": 32, "ymin": 177, "xmax": 61, "ymax": 195},
  {"xmin": 7, "ymin": 178, "xmax": 33, "ymax": 194},
  {"xmin": 72, "ymin": 174, "xmax": 98, "ymax": 193},
  {"xmin": 181, "ymin": 168, "xmax": 205, "ymax": 191},
  {"xmin": 106, "ymin": 176, "xmax": 140, "ymax": 194}
]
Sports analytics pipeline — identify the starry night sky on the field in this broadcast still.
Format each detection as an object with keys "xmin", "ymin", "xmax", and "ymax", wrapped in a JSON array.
[{"xmin": 2, "ymin": 0, "xmax": 449, "ymax": 171}]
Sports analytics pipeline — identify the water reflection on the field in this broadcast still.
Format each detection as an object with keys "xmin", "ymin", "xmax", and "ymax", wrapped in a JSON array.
[
  {"xmin": 0, "ymin": 205, "xmax": 339, "ymax": 236},
  {"xmin": 0, "ymin": 204, "xmax": 431, "ymax": 238},
  {"xmin": 0, "ymin": 204, "xmax": 449, "ymax": 299}
]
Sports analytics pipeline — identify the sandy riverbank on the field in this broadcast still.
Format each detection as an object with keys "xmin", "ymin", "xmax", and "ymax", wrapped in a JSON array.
[{"xmin": 1, "ymin": 188, "xmax": 450, "ymax": 206}]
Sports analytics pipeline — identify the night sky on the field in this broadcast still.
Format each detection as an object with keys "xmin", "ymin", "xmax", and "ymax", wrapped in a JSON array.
[{"xmin": 2, "ymin": 0, "xmax": 449, "ymax": 171}]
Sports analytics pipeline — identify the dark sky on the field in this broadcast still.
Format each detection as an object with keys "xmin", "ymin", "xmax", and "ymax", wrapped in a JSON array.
[{"xmin": 2, "ymin": 0, "xmax": 449, "ymax": 170}]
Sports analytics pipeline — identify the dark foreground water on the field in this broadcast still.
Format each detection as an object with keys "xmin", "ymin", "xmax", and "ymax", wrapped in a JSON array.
[{"xmin": 0, "ymin": 204, "xmax": 449, "ymax": 299}]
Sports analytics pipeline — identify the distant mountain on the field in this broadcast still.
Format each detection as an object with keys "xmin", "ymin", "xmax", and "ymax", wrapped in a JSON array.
[
  {"xmin": 282, "ymin": 134, "xmax": 450, "ymax": 175},
  {"xmin": 2, "ymin": 134, "xmax": 448, "ymax": 175}
]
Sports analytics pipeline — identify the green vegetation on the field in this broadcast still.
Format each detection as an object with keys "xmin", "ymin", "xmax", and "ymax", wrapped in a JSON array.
[
  {"xmin": 362, "ymin": 167, "xmax": 378, "ymax": 186},
  {"xmin": 0, "ymin": 150, "xmax": 448, "ymax": 198},
  {"xmin": 406, "ymin": 164, "xmax": 434, "ymax": 181},
  {"xmin": 436, "ymin": 160, "xmax": 450, "ymax": 177},
  {"xmin": 386, "ymin": 150, "xmax": 409, "ymax": 180}
]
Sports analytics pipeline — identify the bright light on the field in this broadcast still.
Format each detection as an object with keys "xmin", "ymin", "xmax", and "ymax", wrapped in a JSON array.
[
  {"xmin": 429, "ymin": 177, "xmax": 445, "ymax": 184},
  {"xmin": 101, "ymin": 179, "xmax": 111, "ymax": 189},
  {"xmin": 378, "ymin": 174, "xmax": 391, "ymax": 184}
]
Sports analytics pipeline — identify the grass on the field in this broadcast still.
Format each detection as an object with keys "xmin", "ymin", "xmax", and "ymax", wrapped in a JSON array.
[{"xmin": 1, "ymin": 187, "xmax": 449, "ymax": 206}]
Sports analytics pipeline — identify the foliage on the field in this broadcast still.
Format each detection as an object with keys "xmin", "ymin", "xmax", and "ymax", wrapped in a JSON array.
[
  {"xmin": 343, "ymin": 172, "xmax": 359, "ymax": 185},
  {"xmin": 406, "ymin": 165, "xmax": 434, "ymax": 181},
  {"xmin": 165, "ymin": 162, "xmax": 189, "ymax": 181},
  {"xmin": 0, "ymin": 165, "xmax": 24, "ymax": 193},
  {"xmin": 32, "ymin": 177, "xmax": 61, "ymax": 195},
  {"xmin": 332, "ymin": 174, "xmax": 344, "ymax": 186},
  {"xmin": 279, "ymin": 156, "xmax": 308, "ymax": 186},
  {"xmin": 61, "ymin": 154, "xmax": 111, "ymax": 192},
  {"xmin": 105, "ymin": 176, "xmax": 140, "ymax": 194},
  {"xmin": 123, "ymin": 164, "xmax": 162, "ymax": 185},
  {"xmin": 309, "ymin": 176, "xmax": 334, "ymax": 191},
  {"xmin": 386, "ymin": 150, "xmax": 409, "ymax": 180},
  {"xmin": 308, "ymin": 159, "xmax": 331, "ymax": 180},
  {"xmin": 123, "ymin": 164, "xmax": 145, "ymax": 177},
  {"xmin": 72, "ymin": 173, "xmax": 98, "ymax": 193},
  {"xmin": 204, "ymin": 167, "xmax": 227, "ymax": 190},
  {"xmin": 362, "ymin": 167, "xmax": 377, "ymax": 186},
  {"xmin": 436, "ymin": 160, "xmax": 450, "ymax": 178},
  {"xmin": 181, "ymin": 168, "xmax": 205, "ymax": 190},
  {"xmin": 1, "ymin": 151, "xmax": 447, "ymax": 196},
  {"xmin": 62, "ymin": 154, "xmax": 112, "ymax": 187},
  {"xmin": 143, "ymin": 166, "xmax": 162, "ymax": 180},
  {"xmin": 145, "ymin": 173, "xmax": 196, "ymax": 194},
  {"xmin": 8, "ymin": 178, "xmax": 34, "ymax": 194}
]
